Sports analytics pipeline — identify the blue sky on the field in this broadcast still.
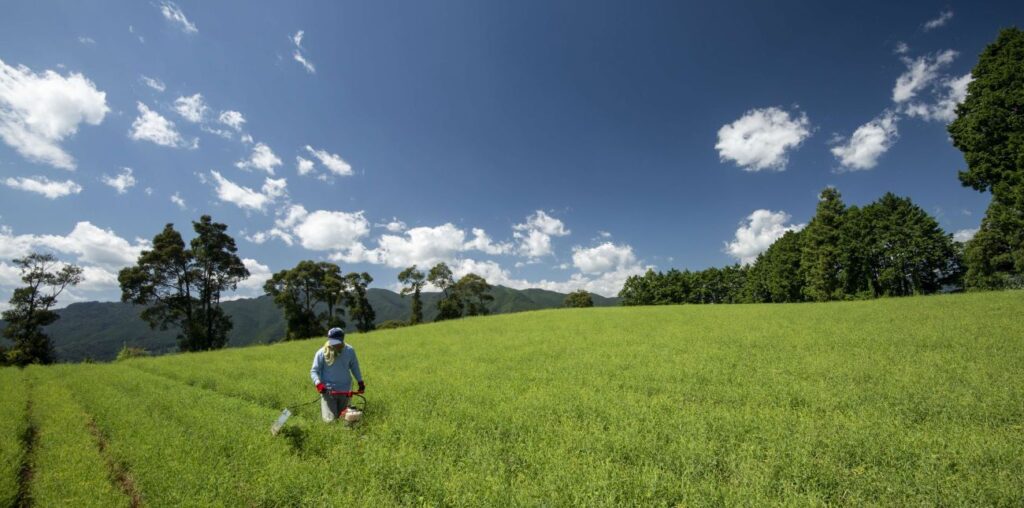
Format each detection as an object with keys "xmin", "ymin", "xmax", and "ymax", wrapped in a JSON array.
[{"xmin": 0, "ymin": 1, "xmax": 1020, "ymax": 306}]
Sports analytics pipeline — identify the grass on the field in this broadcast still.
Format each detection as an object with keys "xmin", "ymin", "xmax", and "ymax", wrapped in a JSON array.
[{"xmin": 0, "ymin": 290, "xmax": 1022, "ymax": 505}]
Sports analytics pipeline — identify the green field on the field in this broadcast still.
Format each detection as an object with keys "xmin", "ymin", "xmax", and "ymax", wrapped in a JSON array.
[{"xmin": 2, "ymin": 291, "xmax": 1022, "ymax": 506}]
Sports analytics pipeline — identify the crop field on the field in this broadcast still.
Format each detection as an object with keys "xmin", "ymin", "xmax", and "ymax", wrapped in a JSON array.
[{"xmin": 1, "ymin": 291, "xmax": 1022, "ymax": 506}]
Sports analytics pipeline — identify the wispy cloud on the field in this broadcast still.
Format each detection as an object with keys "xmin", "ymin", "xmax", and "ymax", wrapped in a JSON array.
[
  {"xmin": 159, "ymin": 1, "xmax": 198, "ymax": 34},
  {"xmin": 923, "ymin": 10, "xmax": 953, "ymax": 31},
  {"xmin": 291, "ymin": 30, "xmax": 316, "ymax": 74}
]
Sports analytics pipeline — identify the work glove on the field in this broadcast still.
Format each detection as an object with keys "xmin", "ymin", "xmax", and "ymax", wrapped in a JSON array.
[
  {"xmin": 357, "ymin": 380, "xmax": 366, "ymax": 394},
  {"xmin": 316, "ymin": 383, "xmax": 326, "ymax": 394}
]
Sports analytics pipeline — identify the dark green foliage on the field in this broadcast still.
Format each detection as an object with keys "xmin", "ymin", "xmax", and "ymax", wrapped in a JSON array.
[
  {"xmin": 851, "ymin": 194, "xmax": 962, "ymax": 296},
  {"xmin": 346, "ymin": 272, "xmax": 376, "ymax": 332},
  {"xmin": 743, "ymin": 230, "xmax": 804, "ymax": 303},
  {"xmin": 2, "ymin": 253, "xmax": 82, "ymax": 365},
  {"xmin": 397, "ymin": 265, "xmax": 426, "ymax": 324},
  {"xmin": 620, "ymin": 266, "xmax": 748, "ymax": 305},
  {"xmin": 118, "ymin": 216, "xmax": 249, "ymax": 352},
  {"xmin": 800, "ymin": 188, "xmax": 846, "ymax": 302},
  {"xmin": 563, "ymin": 290, "xmax": 594, "ymax": 308},
  {"xmin": 963, "ymin": 198, "xmax": 1024, "ymax": 289},
  {"xmin": 263, "ymin": 261, "xmax": 345, "ymax": 340},
  {"xmin": 455, "ymin": 273, "xmax": 494, "ymax": 316},
  {"xmin": 428, "ymin": 263, "xmax": 462, "ymax": 321},
  {"xmin": 948, "ymin": 28, "xmax": 1024, "ymax": 288}
]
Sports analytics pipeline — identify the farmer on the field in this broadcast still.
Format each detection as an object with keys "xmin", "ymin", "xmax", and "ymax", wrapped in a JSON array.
[{"xmin": 310, "ymin": 327, "xmax": 365, "ymax": 423}]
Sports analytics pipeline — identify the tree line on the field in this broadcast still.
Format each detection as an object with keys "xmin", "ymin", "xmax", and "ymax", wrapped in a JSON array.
[{"xmin": 619, "ymin": 190, "xmax": 962, "ymax": 305}]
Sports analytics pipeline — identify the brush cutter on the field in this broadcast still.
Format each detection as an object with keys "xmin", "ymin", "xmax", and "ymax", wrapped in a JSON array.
[{"xmin": 271, "ymin": 390, "xmax": 367, "ymax": 435}]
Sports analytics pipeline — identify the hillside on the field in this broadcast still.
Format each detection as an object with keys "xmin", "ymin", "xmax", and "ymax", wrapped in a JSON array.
[
  {"xmin": 2, "ymin": 291, "xmax": 1021, "ymax": 505},
  {"xmin": 0, "ymin": 286, "xmax": 618, "ymax": 362}
]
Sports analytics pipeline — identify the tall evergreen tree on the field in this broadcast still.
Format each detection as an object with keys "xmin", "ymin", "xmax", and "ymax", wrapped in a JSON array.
[
  {"xmin": 800, "ymin": 187, "xmax": 846, "ymax": 301},
  {"xmin": 1, "ymin": 253, "xmax": 82, "ymax": 365},
  {"xmin": 744, "ymin": 230, "xmax": 804, "ymax": 303},
  {"xmin": 455, "ymin": 273, "xmax": 494, "ymax": 316},
  {"xmin": 119, "ymin": 216, "xmax": 248, "ymax": 352},
  {"xmin": 428, "ymin": 262, "xmax": 462, "ymax": 321},
  {"xmin": 948, "ymin": 27, "xmax": 1024, "ymax": 288},
  {"xmin": 345, "ymin": 272, "xmax": 376, "ymax": 332},
  {"xmin": 397, "ymin": 265, "xmax": 426, "ymax": 324}
]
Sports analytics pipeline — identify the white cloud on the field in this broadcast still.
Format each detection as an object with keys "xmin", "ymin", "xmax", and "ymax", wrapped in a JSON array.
[
  {"xmin": 953, "ymin": 228, "xmax": 978, "ymax": 243},
  {"xmin": 209, "ymin": 170, "xmax": 286, "ymax": 212},
  {"xmin": 78, "ymin": 36, "xmax": 96, "ymax": 45},
  {"xmin": 304, "ymin": 145, "xmax": 352, "ymax": 176},
  {"xmin": 218, "ymin": 110, "xmax": 245, "ymax": 131},
  {"xmin": 715, "ymin": 107, "xmax": 811, "ymax": 171},
  {"xmin": 291, "ymin": 30, "xmax": 316, "ymax": 74},
  {"xmin": 235, "ymin": 142, "xmax": 282, "ymax": 174},
  {"xmin": 225, "ymin": 258, "xmax": 273, "ymax": 300},
  {"xmin": 173, "ymin": 93, "xmax": 207, "ymax": 123},
  {"xmin": 129, "ymin": 102, "xmax": 192, "ymax": 148},
  {"xmin": 572, "ymin": 242, "xmax": 638, "ymax": 274},
  {"xmin": 141, "ymin": 75, "xmax": 165, "ymax": 92},
  {"xmin": 33, "ymin": 222, "xmax": 147, "ymax": 269},
  {"xmin": 904, "ymin": 73, "xmax": 972, "ymax": 123},
  {"xmin": 0, "ymin": 59, "xmax": 109, "ymax": 170},
  {"xmin": 294, "ymin": 210, "xmax": 370, "ymax": 251},
  {"xmin": 145, "ymin": 187, "xmax": 153, "ymax": 196},
  {"xmin": 895, "ymin": 41, "xmax": 910, "ymax": 55},
  {"xmin": 892, "ymin": 50, "xmax": 957, "ymax": 103},
  {"xmin": 513, "ymin": 210, "xmax": 570, "ymax": 258},
  {"xmin": 240, "ymin": 133, "xmax": 253, "ymax": 144},
  {"xmin": 465, "ymin": 228, "xmax": 513, "ymax": 255},
  {"xmin": 101, "ymin": 167, "xmax": 136, "ymax": 194},
  {"xmin": 368, "ymin": 223, "xmax": 466, "ymax": 267},
  {"xmin": 377, "ymin": 219, "xmax": 406, "ymax": 232},
  {"xmin": 830, "ymin": 111, "xmax": 899, "ymax": 171},
  {"xmin": 725, "ymin": 209, "xmax": 805, "ymax": 265},
  {"xmin": 159, "ymin": 1, "xmax": 198, "ymax": 34},
  {"xmin": 170, "ymin": 192, "xmax": 186, "ymax": 209},
  {"xmin": 923, "ymin": 10, "xmax": 954, "ymax": 31},
  {"xmin": 4, "ymin": 176, "xmax": 82, "ymax": 199},
  {"xmin": 296, "ymin": 156, "xmax": 315, "ymax": 176}
]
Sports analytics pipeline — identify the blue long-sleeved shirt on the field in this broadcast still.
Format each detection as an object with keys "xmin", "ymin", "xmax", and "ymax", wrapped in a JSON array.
[{"xmin": 310, "ymin": 345, "xmax": 362, "ymax": 392}]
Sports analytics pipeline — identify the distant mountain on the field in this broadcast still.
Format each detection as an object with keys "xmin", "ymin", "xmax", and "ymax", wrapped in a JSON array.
[{"xmin": 0, "ymin": 286, "xmax": 618, "ymax": 362}]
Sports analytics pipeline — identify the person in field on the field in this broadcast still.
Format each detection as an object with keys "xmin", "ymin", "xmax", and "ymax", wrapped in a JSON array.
[{"xmin": 310, "ymin": 327, "xmax": 365, "ymax": 423}]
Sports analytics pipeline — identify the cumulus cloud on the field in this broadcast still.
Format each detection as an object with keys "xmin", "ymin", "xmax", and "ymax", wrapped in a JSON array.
[
  {"xmin": 725, "ymin": 209, "xmax": 805, "ymax": 265},
  {"xmin": 953, "ymin": 228, "xmax": 978, "ymax": 243},
  {"xmin": 715, "ymin": 107, "xmax": 811, "ymax": 171},
  {"xmin": 209, "ymin": 170, "xmax": 287, "ymax": 212},
  {"xmin": 892, "ymin": 50, "xmax": 957, "ymax": 103},
  {"xmin": 159, "ymin": 1, "xmax": 198, "ymax": 34},
  {"xmin": 0, "ymin": 59, "xmax": 109, "ymax": 169},
  {"xmin": 904, "ymin": 73, "xmax": 972, "ymax": 123},
  {"xmin": 218, "ymin": 110, "xmax": 245, "ymax": 131},
  {"xmin": 374, "ymin": 218, "xmax": 407, "ymax": 232},
  {"xmin": 295, "ymin": 156, "xmax": 315, "ymax": 176},
  {"xmin": 830, "ymin": 111, "xmax": 899, "ymax": 171},
  {"xmin": 923, "ymin": 10, "xmax": 953, "ymax": 31},
  {"xmin": 304, "ymin": 145, "xmax": 352, "ymax": 176},
  {"xmin": 572, "ymin": 242, "xmax": 638, "ymax": 274},
  {"xmin": 4, "ymin": 176, "xmax": 82, "ymax": 199},
  {"xmin": 129, "ymin": 102, "xmax": 192, "ymax": 148},
  {"xmin": 141, "ymin": 75, "xmax": 165, "ymax": 92},
  {"xmin": 235, "ymin": 142, "xmax": 282, "ymax": 174},
  {"xmin": 513, "ymin": 210, "xmax": 570, "ymax": 258},
  {"xmin": 294, "ymin": 210, "xmax": 371, "ymax": 251},
  {"xmin": 173, "ymin": 93, "xmax": 207, "ymax": 123},
  {"xmin": 170, "ymin": 192, "xmax": 186, "ymax": 209},
  {"xmin": 101, "ymin": 167, "xmax": 136, "ymax": 194},
  {"xmin": 0, "ymin": 222, "xmax": 150, "ymax": 306},
  {"xmin": 292, "ymin": 30, "xmax": 316, "ymax": 74},
  {"xmin": 225, "ymin": 258, "xmax": 273, "ymax": 300}
]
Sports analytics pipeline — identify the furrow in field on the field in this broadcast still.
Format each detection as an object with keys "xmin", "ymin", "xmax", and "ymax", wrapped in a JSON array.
[
  {"xmin": 24, "ymin": 366, "xmax": 132, "ymax": 507},
  {"xmin": 63, "ymin": 363, "xmax": 353, "ymax": 506},
  {"xmin": 0, "ymin": 368, "xmax": 29, "ymax": 507}
]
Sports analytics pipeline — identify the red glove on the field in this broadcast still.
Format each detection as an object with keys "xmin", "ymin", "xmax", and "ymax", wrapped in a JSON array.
[
  {"xmin": 357, "ymin": 380, "xmax": 366, "ymax": 393},
  {"xmin": 316, "ymin": 383, "xmax": 326, "ymax": 393}
]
